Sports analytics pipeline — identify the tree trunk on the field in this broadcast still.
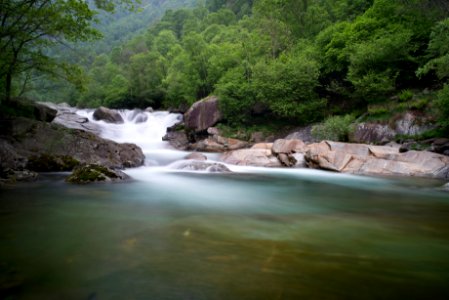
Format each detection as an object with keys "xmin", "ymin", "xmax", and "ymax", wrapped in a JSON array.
[{"xmin": 5, "ymin": 71, "xmax": 12, "ymax": 102}]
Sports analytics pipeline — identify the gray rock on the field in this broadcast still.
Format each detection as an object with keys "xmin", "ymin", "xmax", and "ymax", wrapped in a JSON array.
[
  {"xmin": 184, "ymin": 96, "xmax": 221, "ymax": 132},
  {"xmin": 395, "ymin": 112, "xmax": 435, "ymax": 136},
  {"xmin": 33, "ymin": 102, "xmax": 57, "ymax": 122},
  {"xmin": 145, "ymin": 107, "xmax": 154, "ymax": 113},
  {"xmin": 163, "ymin": 131, "xmax": 190, "ymax": 150},
  {"xmin": 2, "ymin": 117, "xmax": 144, "ymax": 169},
  {"xmin": 169, "ymin": 160, "xmax": 230, "ymax": 173},
  {"xmin": 351, "ymin": 123, "xmax": 396, "ymax": 144},
  {"xmin": 53, "ymin": 111, "xmax": 101, "ymax": 135},
  {"xmin": 93, "ymin": 107, "xmax": 124, "ymax": 124}
]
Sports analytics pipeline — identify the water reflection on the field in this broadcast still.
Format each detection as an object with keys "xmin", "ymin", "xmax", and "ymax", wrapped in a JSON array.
[{"xmin": 1, "ymin": 171, "xmax": 448, "ymax": 299}]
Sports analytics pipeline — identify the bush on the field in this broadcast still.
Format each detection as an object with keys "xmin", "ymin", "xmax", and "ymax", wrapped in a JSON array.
[
  {"xmin": 398, "ymin": 89, "xmax": 413, "ymax": 102},
  {"xmin": 436, "ymin": 84, "xmax": 449, "ymax": 131},
  {"xmin": 311, "ymin": 114, "xmax": 355, "ymax": 141}
]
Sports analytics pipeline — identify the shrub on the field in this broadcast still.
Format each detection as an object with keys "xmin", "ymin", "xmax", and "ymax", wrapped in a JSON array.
[
  {"xmin": 398, "ymin": 89, "xmax": 413, "ymax": 102},
  {"xmin": 436, "ymin": 84, "xmax": 449, "ymax": 131},
  {"xmin": 311, "ymin": 114, "xmax": 355, "ymax": 141}
]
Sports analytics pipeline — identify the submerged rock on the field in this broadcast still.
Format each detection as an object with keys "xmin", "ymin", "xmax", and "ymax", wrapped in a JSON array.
[
  {"xmin": 93, "ymin": 107, "xmax": 124, "ymax": 124},
  {"xmin": 66, "ymin": 164, "xmax": 129, "ymax": 184},
  {"xmin": 169, "ymin": 160, "xmax": 230, "ymax": 173}
]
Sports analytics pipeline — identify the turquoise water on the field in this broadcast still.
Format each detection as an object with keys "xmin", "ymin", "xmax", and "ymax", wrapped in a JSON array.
[{"xmin": 1, "ymin": 170, "xmax": 448, "ymax": 299}]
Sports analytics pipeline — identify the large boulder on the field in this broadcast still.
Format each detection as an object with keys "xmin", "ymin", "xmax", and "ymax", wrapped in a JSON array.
[
  {"xmin": 220, "ymin": 149, "xmax": 282, "ymax": 167},
  {"xmin": 1, "ymin": 117, "xmax": 144, "ymax": 169},
  {"xmin": 305, "ymin": 141, "xmax": 449, "ymax": 179},
  {"xmin": 93, "ymin": 107, "xmax": 124, "ymax": 124},
  {"xmin": 66, "ymin": 164, "xmax": 129, "ymax": 184},
  {"xmin": 184, "ymin": 96, "xmax": 221, "ymax": 132},
  {"xmin": 190, "ymin": 135, "xmax": 248, "ymax": 152}
]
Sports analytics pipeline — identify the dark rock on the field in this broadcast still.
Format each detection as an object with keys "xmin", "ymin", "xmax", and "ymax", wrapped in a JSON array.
[
  {"xmin": 33, "ymin": 102, "xmax": 57, "ymax": 122},
  {"xmin": 0, "ymin": 140, "xmax": 27, "ymax": 171},
  {"xmin": 27, "ymin": 154, "xmax": 80, "ymax": 172},
  {"xmin": 431, "ymin": 138, "xmax": 449, "ymax": 155},
  {"xmin": 1, "ymin": 169, "xmax": 38, "ymax": 183},
  {"xmin": 169, "ymin": 103, "xmax": 190, "ymax": 114},
  {"xmin": 66, "ymin": 164, "xmax": 129, "ymax": 184},
  {"xmin": 184, "ymin": 96, "xmax": 221, "ymax": 133},
  {"xmin": 185, "ymin": 153, "xmax": 207, "ymax": 161},
  {"xmin": 93, "ymin": 107, "xmax": 124, "ymax": 124},
  {"xmin": 2, "ymin": 117, "xmax": 144, "ymax": 169},
  {"xmin": 163, "ymin": 131, "xmax": 190, "ymax": 150}
]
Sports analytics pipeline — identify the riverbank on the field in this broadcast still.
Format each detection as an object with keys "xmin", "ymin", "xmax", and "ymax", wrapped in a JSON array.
[{"xmin": 1, "ymin": 100, "xmax": 448, "ymax": 187}]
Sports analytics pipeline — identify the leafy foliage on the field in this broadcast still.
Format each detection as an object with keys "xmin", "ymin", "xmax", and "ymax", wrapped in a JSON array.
[
  {"xmin": 9, "ymin": 0, "xmax": 449, "ymax": 133},
  {"xmin": 311, "ymin": 115, "xmax": 355, "ymax": 142}
]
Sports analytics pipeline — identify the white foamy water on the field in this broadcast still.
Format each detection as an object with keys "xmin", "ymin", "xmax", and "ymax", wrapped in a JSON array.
[{"xmin": 75, "ymin": 108, "xmax": 437, "ymax": 194}]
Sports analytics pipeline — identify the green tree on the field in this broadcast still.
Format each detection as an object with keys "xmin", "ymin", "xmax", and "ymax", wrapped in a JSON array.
[{"xmin": 0, "ymin": 0, "xmax": 136, "ymax": 102}]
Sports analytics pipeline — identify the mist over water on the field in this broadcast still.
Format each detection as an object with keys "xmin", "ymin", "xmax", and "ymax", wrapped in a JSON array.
[{"xmin": 1, "ymin": 109, "xmax": 448, "ymax": 299}]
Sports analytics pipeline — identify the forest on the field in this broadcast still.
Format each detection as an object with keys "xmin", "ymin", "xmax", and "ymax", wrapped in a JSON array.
[{"xmin": 2, "ymin": 0, "xmax": 449, "ymax": 138}]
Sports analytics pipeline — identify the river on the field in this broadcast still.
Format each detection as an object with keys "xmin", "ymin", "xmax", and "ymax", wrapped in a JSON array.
[{"xmin": 0, "ymin": 109, "xmax": 448, "ymax": 299}]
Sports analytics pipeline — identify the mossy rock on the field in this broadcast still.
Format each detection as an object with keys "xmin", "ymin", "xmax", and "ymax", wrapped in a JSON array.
[
  {"xmin": 66, "ymin": 164, "xmax": 129, "ymax": 184},
  {"xmin": 27, "ymin": 154, "xmax": 80, "ymax": 172}
]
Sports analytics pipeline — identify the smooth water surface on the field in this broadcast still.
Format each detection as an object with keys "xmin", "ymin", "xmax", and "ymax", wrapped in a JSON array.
[{"xmin": 1, "ymin": 110, "xmax": 448, "ymax": 299}]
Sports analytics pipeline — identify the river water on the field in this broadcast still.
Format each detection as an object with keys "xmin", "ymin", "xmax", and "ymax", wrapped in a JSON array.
[{"xmin": 1, "ymin": 110, "xmax": 448, "ymax": 299}]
